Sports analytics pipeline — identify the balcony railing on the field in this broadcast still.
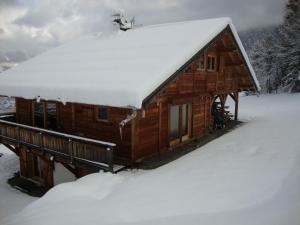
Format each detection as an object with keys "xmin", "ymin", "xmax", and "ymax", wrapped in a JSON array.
[{"xmin": 0, "ymin": 119, "xmax": 116, "ymax": 172}]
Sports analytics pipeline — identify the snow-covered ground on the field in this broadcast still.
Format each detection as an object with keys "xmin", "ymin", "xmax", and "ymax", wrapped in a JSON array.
[
  {"xmin": 0, "ymin": 146, "xmax": 36, "ymax": 220},
  {"xmin": 1, "ymin": 94, "xmax": 300, "ymax": 225},
  {"xmin": 0, "ymin": 97, "xmax": 15, "ymax": 115}
]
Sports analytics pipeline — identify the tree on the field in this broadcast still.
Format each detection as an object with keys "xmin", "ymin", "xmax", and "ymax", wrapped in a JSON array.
[
  {"xmin": 246, "ymin": 0, "xmax": 299, "ymax": 93},
  {"xmin": 278, "ymin": 0, "xmax": 300, "ymax": 90}
]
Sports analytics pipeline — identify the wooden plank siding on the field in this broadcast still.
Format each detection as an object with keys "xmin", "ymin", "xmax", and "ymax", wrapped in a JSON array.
[
  {"xmin": 15, "ymin": 99, "xmax": 132, "ymax": 162},
  {"xmin": 131, "ymin": 30, "xmax": 255, "ymax": 160}
]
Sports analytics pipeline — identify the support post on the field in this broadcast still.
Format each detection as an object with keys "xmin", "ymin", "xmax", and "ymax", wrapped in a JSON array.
[
  {"xmin": 234, "ymin": 92, "xmax": 239, "ymax": 121},
  {"xmin": 16, "ymin": 126, "xmax": 20, "ymax": 147},
  {"xmin": 68, "ymin": 138, "xmax": 74, "ymax": 164},
  {"xmin": 107, "ymin": 147, "xmax": 114, "ymax": 172},
  {"xmin": 39, "ymin": 132, "xmax": 44, "ymax": 155}
]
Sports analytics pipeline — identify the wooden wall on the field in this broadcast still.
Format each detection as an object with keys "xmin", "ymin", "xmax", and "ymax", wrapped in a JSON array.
[
  {"xmin": 16, "ymin": 98, "xmax": 32, "ymax": 125},
  {"xmin": 131, "ymin": 30, "xmax": 255, "ymax": 160},
  {"xmin": 15, "ymin": 100, "xmax": 132, "ymax": 161}
]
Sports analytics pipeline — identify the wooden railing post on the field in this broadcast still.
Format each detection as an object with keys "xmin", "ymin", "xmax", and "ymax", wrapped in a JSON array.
[
  {"xmin": 39, "ymin": 132, "xmax": 44, "ymax": 154},
  {"xmin": 68, "ymin": 138, "xmax": 74, "ymax": 164},
  {"xmin": 107, "ymin": 147, "xmax": 114, "ymax": 172},
  {"xmin": 16, "ymin": 126, "xmax": 20, "ymax": 147}
]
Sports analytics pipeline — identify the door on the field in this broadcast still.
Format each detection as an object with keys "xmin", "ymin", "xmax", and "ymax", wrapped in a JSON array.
[
  {"xmin": 33, "ymin": 102, "xmax": 45, "ymax": 128},
  {"xmin": 46, "ymin": 103, "xmax": 58, "ymax": 130},
  {"xmin": 169, "ymin": 103, "xmax": 191, "ymax": 146},
  {"xmin": 33, "ymin": 102, "xmax": 58, "ymax": 130}
]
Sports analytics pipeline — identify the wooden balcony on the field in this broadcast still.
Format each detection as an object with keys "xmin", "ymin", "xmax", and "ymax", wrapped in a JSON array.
[{"xmin": 0, "ymin": 119, "xmax": 117, "ymax": 172}]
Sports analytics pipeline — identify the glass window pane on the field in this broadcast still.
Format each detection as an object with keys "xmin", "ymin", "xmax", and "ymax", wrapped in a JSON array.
[
  {"xmin": 34, "ymin": 103, "xmax": 44, "ymax": 128},
  {"xmin": 198, "ymin": 53, "xmax": 205, "ymax": 70},
  {"xmin": 97, "ymin": 108, "xmax": 108, "ymax": 121},
  {"xmin": 46, "ymin": 103, "xmax": 57, "ymax": 130},
  {"xmin": 170, "ymin": 105, "xmax": 179, "ymax": 140},
  {"xmin": 181, "ymin": 104, "xmax": 189, "ymax": 136}
]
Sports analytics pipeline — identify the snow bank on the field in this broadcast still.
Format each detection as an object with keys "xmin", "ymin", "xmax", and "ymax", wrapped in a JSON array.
[
  {"xmin": 0, "ymin": 145, "xmax": 36, "ymax": 220},
  {"xmin": 2, "ymin": 94, "xmax": 300, "ymax": 225},
  {"xmin": 53, "ymin": 163, "xmax": 76, "ymax": 186},
  {"xmin": 0, "ymin": 18, "xmax": 259, "ymax": 108}
]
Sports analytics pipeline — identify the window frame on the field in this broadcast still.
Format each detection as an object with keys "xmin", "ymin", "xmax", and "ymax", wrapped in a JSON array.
[
  {"xmin": 32, "ymin": 101, "xmax": 46, "ymax": 128},
  {"xmin": 95, "ymin": 106, "xmax": 109, "ymax": 122},
  {"xmin": 197, "ymin": 52, "xmax": 206, "ymax": 71},
  {"xmin": 32, "ymin": 101, "xmax": 58, "ymax": 130},
  {"xmin": 207, "ymin": 54, "xmax": 217, "ymax": 72},
  {"xmin": 168, "ymin": 103, "xmax": 192, "ymax": 147},
  {"xmin": 45, "ymin": 102, "xmax": 58, "ymax": 130}
]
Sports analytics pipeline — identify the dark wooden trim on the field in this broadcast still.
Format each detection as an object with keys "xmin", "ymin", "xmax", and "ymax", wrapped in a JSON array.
[
  {"xmin": 158, "ymin": 102, "xmax": 162, "ymax": 154},
  {"xmin": 2, "ymin": 143, "xmax": 19, "ymax": 155},
  {"xmin": 234, "ymin": 92, "xmax": 239, "ymax": 121}
]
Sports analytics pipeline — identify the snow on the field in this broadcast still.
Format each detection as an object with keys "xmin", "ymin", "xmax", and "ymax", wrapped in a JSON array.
[
  {"xmin": 0, "ymin": 18, "xmax": 259, "ymax": 108},
  {"xmin": 0, "ymin": 97, "xmax": 15, "ymax": 115},
  {"xmin": 0, "ymin": 146, "xmax": 36, "ymax": 220},
  {"xmin": 53, "ymin": 163, "xmax": 76, "ymax": 186},
  {"xmin": 1, "ymin": 93, "xmax": 299, "ymax": 225}
]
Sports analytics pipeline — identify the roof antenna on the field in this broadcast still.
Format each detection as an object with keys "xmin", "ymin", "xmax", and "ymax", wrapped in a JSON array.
[{"xmin": 112, "ymin": 9, "xmax": 134, "ymax": 31}]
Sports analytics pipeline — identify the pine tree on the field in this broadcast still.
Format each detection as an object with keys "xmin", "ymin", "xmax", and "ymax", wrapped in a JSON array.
[{"xmin": 279, "ymin": 0, "xmax": 300, "ymax": 90}]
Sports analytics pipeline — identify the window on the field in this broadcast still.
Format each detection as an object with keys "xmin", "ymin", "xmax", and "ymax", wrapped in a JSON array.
[
  {"xmin": 34, "ymin": 102, "xmax": 45, "ymax": 128},
  {"xmin": 169, "ymin": 104, "xmax": 191, "ymax": 145},
  {"xmin": 197, "ymin": 53, "xmax": 205, "ymax": 71},
  {"xmin": 33, "ymin": 102, "xmax": 58, "ymax": 130},
  {"xmin": 170, "ymin": 105, "xmax": 180, "ymax": 141},
  {"xmin": 181, "ymin": 104, "xmax": 189, "ymax": 136},
  {"xmin": 207, "ymin": 55, "xmax": 217, "ymax": 71},
  {"xmin": 46, "ymin": 103, "xmax": 57, "ymax": 130},
  {"xmin": 96, "ymin": 107, "xmax": 108, "ymax": 121}
]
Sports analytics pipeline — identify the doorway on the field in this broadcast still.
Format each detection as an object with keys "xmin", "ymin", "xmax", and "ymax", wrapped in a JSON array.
[
  {"xmin": 33, "ymin": 102, "xmax": 58, "ymax": 130},
  {"xmin": 169, "ymin": 103, "xmax": 192, "ymax": 146}
]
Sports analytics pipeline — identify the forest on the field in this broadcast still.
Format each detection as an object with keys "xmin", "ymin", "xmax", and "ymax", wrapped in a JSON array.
[{"xmin": 242, "ymin": 0, "xmax": 300, "ymax": 93}]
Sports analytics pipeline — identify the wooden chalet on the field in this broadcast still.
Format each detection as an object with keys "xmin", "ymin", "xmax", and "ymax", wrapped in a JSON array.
[{"xmin": 0, "ymin": 18, "xmax": 259, "ymax": 189}]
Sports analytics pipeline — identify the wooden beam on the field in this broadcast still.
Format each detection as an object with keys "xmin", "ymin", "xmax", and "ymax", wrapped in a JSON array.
[
  {"xmin": 2, "ymin": 143, "xmax": 19, "ymax": 156},
  {"xmin": 217, "ymin": 46, "xmax": 237, "ymax": 52},
  {"xmin": 158, "ymin": 102, "xmax": 163, "ymax": 154},
  {"xmin": 234, "ymin": 92, "xmax": 239, "ymax": 121},
  {"xmin": 60, "ymin": 162, "xmax": 79, "ymax": 178},
  {"xmin": 225, "ymin": 62, "xmax": 244, "ymax": 67},
  {"xmin": 229, "ymin": 93, "xmax": 237, "ymax": 102}
]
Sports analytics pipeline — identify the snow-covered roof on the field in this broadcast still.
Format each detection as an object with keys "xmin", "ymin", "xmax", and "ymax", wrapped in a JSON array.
[{"xmin": 0, "ymin": 17, "xmax": 260, "ymax": 108}]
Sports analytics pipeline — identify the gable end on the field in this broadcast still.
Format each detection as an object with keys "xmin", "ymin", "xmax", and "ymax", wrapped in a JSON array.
[{"xmin": 142, "ymin": 25, "xmax": 258, "ymax": 108}]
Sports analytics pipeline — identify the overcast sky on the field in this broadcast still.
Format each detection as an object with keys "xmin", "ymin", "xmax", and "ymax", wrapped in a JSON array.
[{"xmin": 0, "ymin": 0, "xmax": 285, "ymax": 58}]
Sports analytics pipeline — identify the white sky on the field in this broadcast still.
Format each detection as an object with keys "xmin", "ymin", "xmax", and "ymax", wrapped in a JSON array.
[{"xmin": 0, "ymin": 0, "xmax": 285, "ymax": 57}]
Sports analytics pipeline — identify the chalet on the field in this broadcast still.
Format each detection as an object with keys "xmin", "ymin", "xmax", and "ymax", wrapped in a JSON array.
[{"xmin": 0, "ymin": 17, "xmax": 259, "ymax": 189}]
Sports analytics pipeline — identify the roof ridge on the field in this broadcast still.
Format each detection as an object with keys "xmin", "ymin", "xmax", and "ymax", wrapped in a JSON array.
[{"xmin": 132, "ymin": 17, "xmax": 232, "ymax": 31}]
